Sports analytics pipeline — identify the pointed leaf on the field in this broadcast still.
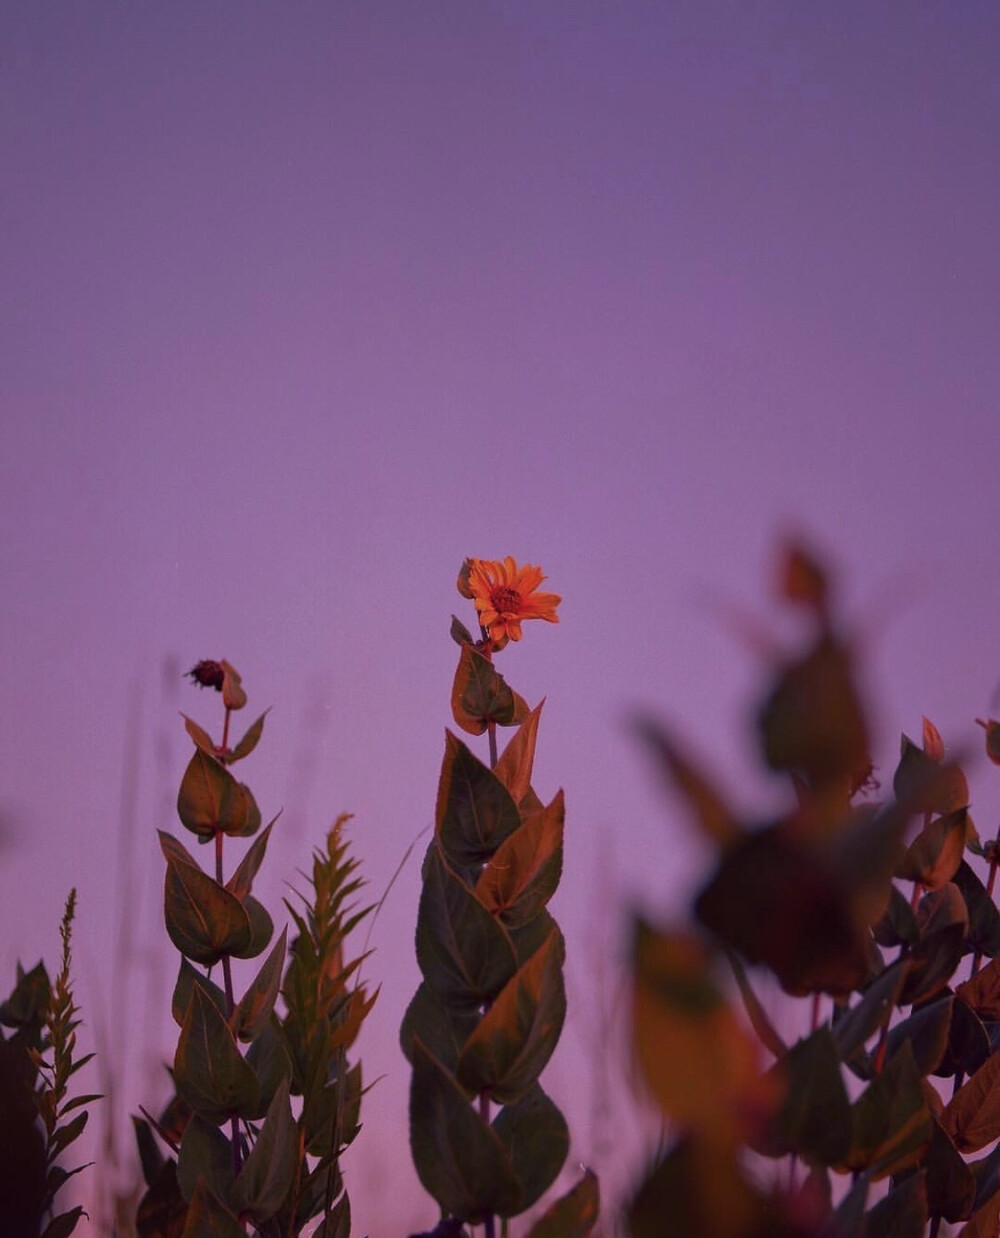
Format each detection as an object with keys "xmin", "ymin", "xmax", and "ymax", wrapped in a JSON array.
[
  {"xmin": 954, "ymin": 861, "xmax": 1000, "ymax": 958},
  {"xmin": 409, "ymin": 1040, "xmax": 522, "ymax": 1222},
  {"xmin": 863, "ymin": 1171, "xmax": 927, "ymax": 1237},
  {"xmin": 436, "ymin": 732, "xmax": 521, "ymax": 866},
  {"xmin": 756, "ymin": 1027, "xmax": 851, "ymax": 1164},
  {"xmin": 887, "ymin": 996, "xmax": 953, "ymax": 1076},
  {"xmin": 874, "ymin": 885, "xmax": 919, "ymax": 949},
  {"xmin": 228, "ymin": 896, "xmax": 273, "ymax": 960},
  {"xmin": 183, "ymin": 715, "xmax": 218, "ymax": 757},
  {"xmin": 843, "ymin": 1042, "xmax": 933, "ymax": 1177},
  {"xmin": 450, "ymin": 614, "xmax": 475, "ymax": 646},
  {"xmin": 457, "ymin": 927, "xmax": 566, "ymax": 1104},
  {"xmin": 400, "ymin": 982, "xmax": 479, "ymax": 1072},
  {"xmin": 228, "ymin": 710, "xmax": 268, "ymax": 764},
  {"xmin": 895, "ymin": 809, "xmax": 969, "ymax": 890},
  {"xmin": 494, "ymin": 700, "xmax": 544, "ymax": 808},
  {"xmin": 492, "ymin": 1083, "xmax": 568, "ymax": 1213},
  {"xmin": 958, "ymin": 956, "xmax": 1000, "ymax": 1022},
  {"xmin": 177, "ymin": 1113, "xmax": 234, "ymax": 1204},
  {"xmin": 475, "ymin": 792, "xmax": 564, "ymax": 928},
  {"xmin": 416, "ymin": 844, "xmax": 517, "ymax": 1011},
  {"xmin": 172, "ymin": 960, "xmax": 228, "ymax": 1028},
  {"xmin": 232, "ymin": 928, "xmax": 286, "ymax": 1043},
  {"xmin": 231, "ymin": 1077, "xmax": 296, "ymax": 1222},
  {"xmin": 726, "ymin": 951, "xmax": 786, "ymax": 1058},
  {"xmin": 160, "ymin": 833, "xmax": 252, "ymax": 966},
  {"xmin": 926, "ymin": 1118, "xmax": 976, "ymax": 1223},
  {"xmin": 174, "ymin": 987, "xmax": 260, "ymax": 1124},
  {"xmin": 181, "ymin": 1177, "xmax": 245, "ymax": 1238},
  {"xmin": 894, "ymin": 736, "xmax": 969, "ymax": 815},
  {"xmin": 832, "ymin": 957, "xmax": 911, "ymax": 1063},
  {"xmin": 943, "ymin": 1049, "xmax": 1000, "ymax": 1152},
  {"xmin": 224, "ymin": 820, "xmax": 276, "ymax": 904},
  {"xmin": 451, "ymin": 643, "xmax": 519, "ymax": 734}
]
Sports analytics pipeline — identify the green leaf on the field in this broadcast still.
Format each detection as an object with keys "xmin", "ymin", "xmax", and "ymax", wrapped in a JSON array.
[
  {"xmin": 177, "ymin": 1114, "xmax": 234, "ymax": 1204},
  {"xmin": 863, "ymin": 1171, "xmax": 927, "ymax": 1237},
  {"xmin": 232, "ymin": 928, "xmax": 286, "ymax": 1043},
  {"xmin": 177, "ymin": 750, "xmax": 260, "ymax": 839},
  {"xmin": 451, "ymin": 643, "xmax": 519, "ymax": 734},
  {"xmin": 436, "ymin": 732, "xmax": 521, "ymax": 867},
  {"xmin": 756, "ymin": 1027, "xmax": 851, "ymax": 1165},
  {"xmin": 843, "ymin": 1042, "xmax": 932, "ymax": 1177},
  {"xmin": 475, "ymin": 792, "xmax": 564, "ymax": 928},
  {"xmin": 925, "ymin": 1119, "xmax": 976, "ymax": 1223},
  {"xmin": 172, "ymin": 960, "xmax": 228, "ymax": 1028},
  {"xmin": 227, "ymin": 710, "xmax": 268, "ymax": 764},
  {"xmin": 943, "ymin": 1047, "xmax": 1000, "ymax": 1152},
  {"xmin": 457, "ymin": 927, "xmax": 566, "ymax": 1104},
  {"xmin": 180, "ymin": 1177, "xmax": 245, "ymax": 1238},
  {"xmin": 160, "ymin": 833, "xmax": 252, "ymax": 966},
  {"xmin": 231, "ymin": 1077, "xmax": 297, "ymax": 1222},
  {"xmin": 400, "ymin": 982, "xmax": 480, "ymax": 1072},
  {"xmin": 416, "ymin": 844, "xmax": 517, "ymax": 1012},
  {"xmin": 886, "ymin": 996, "xmax": 953, "ymax": 1076},
  {"xmin": 174, "ymin": 986, "xmax": 260, "ymax": 1124},
  {"xmin": 893, "ymin": 735, "xmax": 969, "ymax": 815},
  {"xmin": 228, "ymin": 896, "xmax": 273, "ymax": 960},
  {"xmin": 492, "ymin": 1083, "xmax": 568, "ymax": 1213},
  {"xmin": 409, "ymin": 1040, "xmax": 522, "ymax": 1223},
  {"xmin": 225, "ymin": 819, "xmax": 276, "ymax": 903}
]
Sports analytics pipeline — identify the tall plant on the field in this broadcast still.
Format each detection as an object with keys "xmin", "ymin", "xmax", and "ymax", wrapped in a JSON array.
[
  {"xmin": 629, "ymin": 543, "xmax": 1000, "ymax": 1238},
  {"xmin": 135, "ymin": 659, "xmax": 374, "ymax": 1237},
  {"xmin": 402, "ymin": 558, "xmax": 599, "ymax": 1238}
]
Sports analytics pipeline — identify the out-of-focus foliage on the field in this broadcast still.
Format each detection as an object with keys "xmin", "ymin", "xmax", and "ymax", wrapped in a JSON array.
[
  {"xmin": 136, "ymin": 665, "xmax": 374, "ymax": 1237},
  {"xmin": 630, "ymin": 541, "xmax": 1000, "ymax": 1238}
]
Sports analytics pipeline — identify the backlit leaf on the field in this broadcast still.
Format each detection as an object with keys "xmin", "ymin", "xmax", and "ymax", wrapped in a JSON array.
[
  {"xmin": 174, "ymin": 986, "xmax": 260, "ymax": 1124},
  {"xmin": 177, "ymin": 1113, "xmax": 233, "ymax": 1204},
  {"xmin": 893, "ymin": 735, "xmax": 969, "ymax": 815},
  {"xmin": 492, "ymin": 1083, "xmax": 568, "ymax": 1213},
  {"xmin": 451, "ymin": 643, "xmax": 519, "ymax": 734},
  {"xmin": 436, "ymin": 732, "xmax": 521, "ymax": 867},
  {"xmin": 228, "ymin": 896, "xmax": 273, "ymax": 960},
  {"xmin": 895, "ymin": 809, "xmax": 969, "ymax": 890},
  {"xmin": 954, "ymin": 862, "xmax": 1000, "ymax": 958},
  {"xmin": 231, "ymin": 927, "xmax": 286, "ymax": 1043},
  {"xmin": 231, "ymin": 1077, "xmax": 296, "ymax": 1222},
  {"xmin": 925, "ymin": 1119, "xmax": 976, "ymax": 1223},
  {"xmin": 494, "ymin": 701, "xmax": 544, "ymax": 808},
  {"xmin": 886, "ymin": 996, "xmax": 953, "ymax": 1076},
  {"xmin": 757, "ymin": 1027, "xmax": 851, "ymax": 1165},
  {"xmin": 182, "ymin": 715, "xmax": 217, "ymax": 757},
  {"xmin": 171, "ymin": 960, "xmax": 227, "ymax": 1028},
  {"xmin": 227, "ymin": 710, "xmax": 268, "ymax": 764},
  {"xmin": 475, "ymin": 792, "xmax": 563, "ymax": 928},
  {"xmin": 843, "ymin": 1042, "xmax": 932, "ymax": 1177},
  {"xmin": 400, "ymin": 982, "xmax": 479, "ymax": 1072},
  {"xmin": 177, "ymin": 750, "xmax": 259, "ymax": 838},
  {"xmin": 943, "ymin": 1049, "xmax": 1000, "ymax": 1152},
  {"xmin": 160, "ymin": 832, "xmax": 252, "ymax": 966},
  {"xmin": 224, "ymin": 819, "xmax": 276, "ymax": 904}
]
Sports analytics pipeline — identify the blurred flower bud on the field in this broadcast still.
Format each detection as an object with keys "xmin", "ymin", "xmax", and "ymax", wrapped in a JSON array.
[{"xmin": 186, "ymin": 660, "xmax": 225, "ymax": 691}]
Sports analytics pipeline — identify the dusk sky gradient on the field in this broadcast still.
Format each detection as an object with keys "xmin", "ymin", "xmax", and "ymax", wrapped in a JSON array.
[{"xmin": 3, "ymin": 3, "xmax": 1000, "ymax": 1231}]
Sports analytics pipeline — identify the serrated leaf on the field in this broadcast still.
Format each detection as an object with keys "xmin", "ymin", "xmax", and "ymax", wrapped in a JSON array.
[
  {"xmin": 232, "ymin": 927, "xmax": 286, "ymax": 1043},
  {"xmin": 457, "ymin": 927, "xmax": 566, "ymax": 1104},
  {"xmin": 492, "ymin": 1083, "xmax": 568, "ymax": 1213},
  {"xmin": 416, "ymin": 844, "xmax": 517, "ymax": 1012},
  {"xmin": 436, "ymin": 732, "xmax": 521, "ymax": 867},
  {"xmin": 174, "ymin": 987, "xmax": 260, "ymax": 1124},
  {"xmin": 228, "ymin": 710, "xmax": 268, "ymax": 763},
  {"xmin": 475, "ymin": 792, "xmax": 563, "ymax": 928},
  {"xmin": 409, "ymin": 1041, "xmax": 522, "ymax": 1222},
  {"xmin": 231, "ymin": 1076, "xmax": 296, "ymax": 1222}
]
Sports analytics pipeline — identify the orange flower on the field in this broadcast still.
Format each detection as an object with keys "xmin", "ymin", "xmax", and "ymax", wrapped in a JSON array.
[{"xmin": 465, "ymin": 557, "xmax": 561, "ymax": 647}]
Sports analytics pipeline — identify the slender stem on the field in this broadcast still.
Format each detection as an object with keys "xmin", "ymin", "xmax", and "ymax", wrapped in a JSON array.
[
  {"xmin": 215, "ymin": 828, "xmax": 243, "ymax": 1186},
  {"xmin": 221, "ymin": 705, "xmax": 232, "ymax": 755},
  {"xmin": 488, "ymin": 719, "xmax": 498, "ymax": 769},
  {"xmin": 480, "ymin": 1091, "xmax": 495, "ymax": 1238}
]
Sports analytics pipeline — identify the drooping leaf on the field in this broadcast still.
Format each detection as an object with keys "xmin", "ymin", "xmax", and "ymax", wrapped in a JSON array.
[
  {"xmin": 457, "ymin": 927, "xmax": 566, "ymax": 1104},
  {"xmin": 174, "ymin": 987, "xmax": 260, "ymax": 1124},
  {"xmin": 492, "ymin": 1083, "xmax": 569, "ymax": 1213},
  {"xmin": 525, "ymin": 1168, "xmax": 599, "ymax": 1238},
  {"xmin": 176, "ymin": 1113, "xmax": 234, "ymax": 1204},
  {"xmin": 409, "ymin": 1041, "xmax": 522, "ymax": 1223},
  {"xmin": 160, "ymin": 833, "xmax": 252, "ymax": 966},
  {"xmin": 494, "ymin": 700, "xmax": 544, "ymax": 808},
  {"xmin": 842, "ymin": 1042, "xmax": 933, "ymax": 1177},
  {"xmin": 416, "ymin": 844, "xmax": 517, "ymax": 1012},
  {"xmin": 231, "ymin": 928, "xmax": 286, "ymax": 1043},
  {"xmin": 632, "ymin": 920, "xmax": 781, "ymax": 1145},
  {"xmin": 231, "ymin": 1076, "xmax": 297, "ymax": 1222},
  {"xmin": 475, "ymin": 792, "xmax": 563, "ymax": 928},
  {"xmin": 943, "ymin": 1048, "xmax": 1000, "ymax": 1152},
  {"xmin": 451, "ymin": 644, "xmax": 520, "ymax": 734},
  {"xmin": 400, "ymin": 982, "xmax": 480, "ymax": 1073}
]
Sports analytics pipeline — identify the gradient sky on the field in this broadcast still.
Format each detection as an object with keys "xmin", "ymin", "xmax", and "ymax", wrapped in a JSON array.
[{"xmin": 3, "ymin": 2, "xmax": 1000, "ymax": 1232}]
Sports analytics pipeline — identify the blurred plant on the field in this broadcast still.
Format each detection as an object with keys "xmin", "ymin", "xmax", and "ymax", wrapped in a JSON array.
[
  {"xmin": 134, "ymin": 660, "xmax": 374, "ymax": 1237},
  {"xmin": 0, "ymin": 889, "xmax": 99, "ymax": 1238},
  {"xmin": 402, "ymin": 558, "xmax": 599, "ymax": 1238},
  {"xmin": 629, "ymin": 542, "xmax": 1000, "ymax": 1238}
]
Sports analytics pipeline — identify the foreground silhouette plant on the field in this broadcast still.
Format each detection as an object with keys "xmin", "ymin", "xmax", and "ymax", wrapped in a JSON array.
[
  {"xmin": 0, "ymin": 890, "xmax": 98, "ymax": 1238},
  {"xmin": 135, "ymin": 659, "xmax": 374, "ymax": 1237},
  {"xmin": 630, "ymin": 544, "xmax": 1000, "ymax": 1238},
  {"xmin": 402, "ymin": 558, "xmax": 599, "ymax": 1238}
]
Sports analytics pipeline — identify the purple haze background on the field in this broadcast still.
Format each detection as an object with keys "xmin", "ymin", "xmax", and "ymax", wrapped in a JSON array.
[{"xmin": 3, "ymin": 1, "xmax": 1000, "ymax": 1230}]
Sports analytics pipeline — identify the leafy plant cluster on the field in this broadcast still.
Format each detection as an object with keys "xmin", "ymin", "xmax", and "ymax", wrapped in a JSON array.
[
  {"xmin": 630, "ymin": 545, "xmax": 1000, "ymax": 1238},
  {"xmin": 399, "ymin": 592, "xmax": 599, "ymax": 1237},
  {"xmin": 133, "ymin": 659, "xmax": 375, "ymax": 1238}
]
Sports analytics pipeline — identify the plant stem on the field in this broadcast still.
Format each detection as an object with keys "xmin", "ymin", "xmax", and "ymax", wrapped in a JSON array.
[
  {"xmin": 480, "ymin": 1090, "xmax": 495, "ymax": 1238},
  {"xmin": 222, "ymin": 705, "xmax": 232, "ymax": 754},
  {"xmin": 215, "ymin": 828, "xmax": 243, "ymax": 1185}
]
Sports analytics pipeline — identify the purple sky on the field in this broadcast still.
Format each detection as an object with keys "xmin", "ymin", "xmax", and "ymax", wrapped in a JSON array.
[{"xmin": 3, "ymin": 2, "xmax": 1000, "ymax": 1231}]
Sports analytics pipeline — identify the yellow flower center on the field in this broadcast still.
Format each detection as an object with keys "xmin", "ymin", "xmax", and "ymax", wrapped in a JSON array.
[{"xmin": 491, "ymin": 586, "xmax": 522, "ymax": 614}]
